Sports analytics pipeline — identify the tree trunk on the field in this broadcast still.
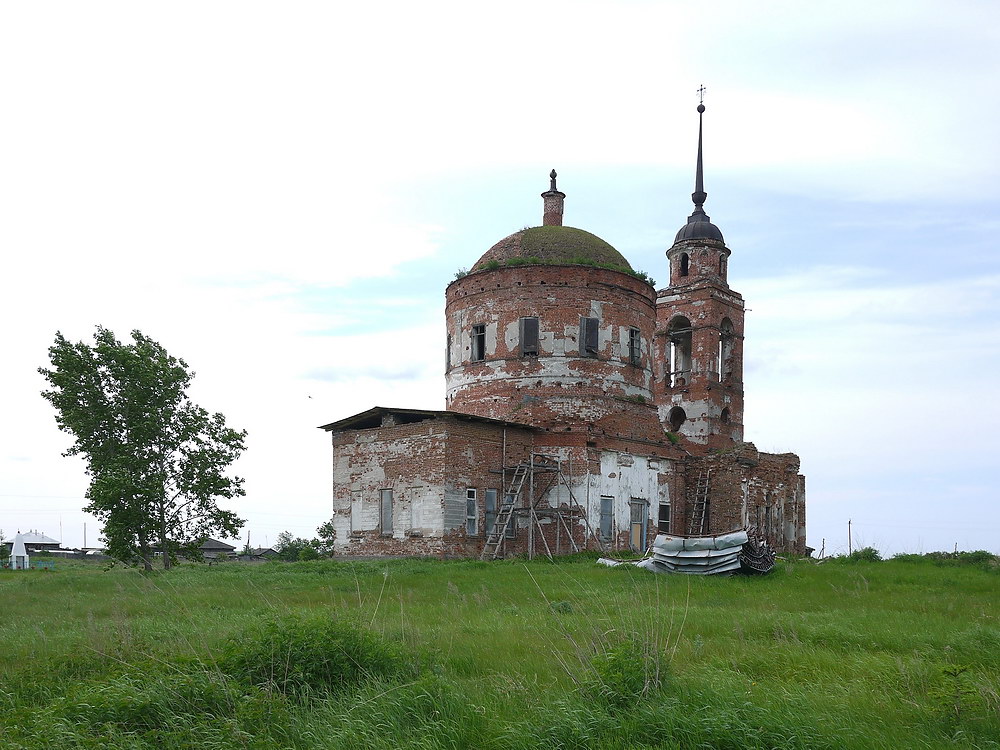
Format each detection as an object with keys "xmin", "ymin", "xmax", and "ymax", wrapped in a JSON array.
[{"xmin": 159, "ymin": 500, "xmax": 172, "ymax": 570}]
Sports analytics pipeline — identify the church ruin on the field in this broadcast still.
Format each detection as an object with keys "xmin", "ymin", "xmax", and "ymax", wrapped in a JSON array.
[{"xmin": 320, "ymin": 103, "xmax": 806, "ymax": 559}]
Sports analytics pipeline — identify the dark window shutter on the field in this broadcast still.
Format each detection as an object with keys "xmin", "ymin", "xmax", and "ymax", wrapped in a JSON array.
[
  {"xmin": 581, "ymin": 317, "xmax": 598, "ymax": 355},
  {"xmin": 521, "ymin": 317, "xmax": 539, "ymax": 356}
]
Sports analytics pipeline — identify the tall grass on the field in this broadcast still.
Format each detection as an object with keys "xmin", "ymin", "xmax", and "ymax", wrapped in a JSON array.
[{"xmin": 1, "ymin": 555, "xmax": 998, "ymax": 749}]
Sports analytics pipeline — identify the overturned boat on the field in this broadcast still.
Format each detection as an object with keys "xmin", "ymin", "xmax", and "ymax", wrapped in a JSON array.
[{"xmin": 599, "ymin": 528, "xmax": 775, "ymax": 576}]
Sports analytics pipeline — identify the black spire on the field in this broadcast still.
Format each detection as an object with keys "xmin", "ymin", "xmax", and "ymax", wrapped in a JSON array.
[
  {"xmin": 691, "ymin": 102, "xmax": 707, "ymax": 214},
  {"xmin": 675, "ymin": 87, "xmax": 724, "ymax": 243}
]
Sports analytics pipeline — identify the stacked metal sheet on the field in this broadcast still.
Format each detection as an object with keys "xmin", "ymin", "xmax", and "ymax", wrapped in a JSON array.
[
  {"xmin": 598, "ymin": 529, "xmax": 775, "ymax": 576},
  {"xmin": 639, "ymin": 531, "xmax": 748, "ymax": 575}
]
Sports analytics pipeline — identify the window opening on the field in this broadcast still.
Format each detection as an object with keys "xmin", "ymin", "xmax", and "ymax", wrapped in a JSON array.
[
  {"xmin": 471, "ymin": 324, "xmax": 486, "ymax": 362},
  {"xmin": 379, "ymin": 489, "xmax": 393, "ymax": 536},
  {"xmin": 680, "ymin": 253, "xmax": 689, "ymax": 277},
  {"xmin": 667, "ymin": 317, "xmax": 692, "ymax": 386},
  {"xmin": 484, "ymin": 489, "xmax": 498, "ymax": 536},
  {"xmin": 599, "ymin": 496, "xmax": 614, "ymax": 541},
  {"xmin": 720, "ymin": 407, "xmax": 730, "ymax": 424},
  {"xmin": 504, "ymin": 492, "xmax": 517, "ymax": 538},
  {"xmin": 719, "ymin": 318, "xmax": 734, "ymax": 380},
  {"xmin": 466, "ymin": 489, "xmax": 478, "ymax": 535},
  {"xmin": 580, "ymin": 316, "xmax": 599, "ymax": 357},
  {"xmin": 520, "ymin": 317, "xmax": 539, "ymax": 356},
  {"xmin": 446, "ymin": 333, "xmax": 452, "ymax": 370},
  {"xmin": 719, "ymin": 254, "xmax": 726, "ymax": 277},
  {"xmin": 628, "ymin": 327, "xmax": 641, "ymax": 366},
  {"xmin": 350, "ymin": 490, "xmax": 362, "ymax": 533},
  {"xmin": 668, "ymin": 406, "xmax": 686, "ymax": 432},
  {"xmin": 657, "ymin": 501, "xmax": 671, "ymax": 533}
]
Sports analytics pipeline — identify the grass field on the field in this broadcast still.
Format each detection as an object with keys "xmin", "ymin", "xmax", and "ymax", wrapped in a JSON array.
[{"xmin": 1, "ymin": 554, "xmax": 998, "ymax": 749}]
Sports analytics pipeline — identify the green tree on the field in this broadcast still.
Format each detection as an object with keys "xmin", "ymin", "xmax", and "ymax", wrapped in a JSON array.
[
  {"xmin": 315, "ymin": 518, "xmax": 337, "ymax": 556},
  {"xmin": 274, "ymin": 531, "xmax": 311, "ymax": 561},
  {"xmin": 39, "ymin": 327, "xmax": 246, "ymax": 571}
]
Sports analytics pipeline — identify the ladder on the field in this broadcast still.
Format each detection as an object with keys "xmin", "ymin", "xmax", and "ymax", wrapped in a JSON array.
[
  {"xmin": 687, "ymin": 469, "xmax": 711, "ymax": 536},
  {"xmin": 480, "ymin": 464, "xmax": 530, "ymax": 560}
]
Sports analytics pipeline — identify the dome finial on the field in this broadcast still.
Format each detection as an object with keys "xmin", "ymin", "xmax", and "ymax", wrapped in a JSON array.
[{"xmin": 549, "ymin": 169, "xmax": 558, "ymax": 192}]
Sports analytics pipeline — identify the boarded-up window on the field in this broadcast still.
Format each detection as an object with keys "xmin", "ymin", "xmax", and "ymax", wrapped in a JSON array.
[
  {"xmin": 580, "ymin": 317, "xmax": 599, "ymax": 356},
  {"xmin": 466, "ymin": 489, "xmax": 478, "ymax": 535},
  {"xmin": 520, "ymin": 317, "xmax": 539, "ymax": 356},
  {"xmin": 380, "ymin": 489, "xmax": 393, "ymax": 536},
  {"xmin": 471, "ymin": 324, "xmax": 486, "ymax": 361},
  {"xmin": 600, "ymin": 496, "xmax": 614, "ymax": 541},
  {"xmin": 408, "ymin": 486, "xmax": 425, "ymax": 532},
  {"xmin": 350, "ymin": 490, "xmax": 362, "ymax": 533},
  {"xmin": 657, "ymin": 501, "xmax": 670, "ymax": 533},
  {"xmin": 628, "ymin": 327, "xmax": 641, "ymax": 365},
  {"xmin": 485, "ymin": 488, "xmax": 498, "ymax": 535}
]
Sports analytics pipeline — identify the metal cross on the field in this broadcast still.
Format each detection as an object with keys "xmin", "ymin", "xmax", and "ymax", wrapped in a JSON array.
[{"xmin": 697, "ymin": 85, "xmax": 706, "ymax": 104}]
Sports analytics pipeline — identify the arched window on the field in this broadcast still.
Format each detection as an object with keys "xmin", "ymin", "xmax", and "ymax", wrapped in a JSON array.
[
  {"xmin": 718, "ymin": 318, "xmax": 735, "ymax": 380},
  {"xmin": 719, "ymin": 254, "xmax": 726, "ymax": 277},
  {"xmin": 668, "ymin": 406, "xmax": 686, "ymax": 432},
  {"xmin": 720, "ymin": 407, "xmax": 730, "ymax": 424},
  {"xmin": 680, "ymin": 253, "xmax": 689, "ymax": 277},
  {"xmin": 667, "ymin": 316, "xmax": 692, "ymax": 387}
]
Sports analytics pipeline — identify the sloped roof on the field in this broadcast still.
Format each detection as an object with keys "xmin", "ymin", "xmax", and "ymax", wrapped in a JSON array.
[
  {"xmin": 200, "ymin": 538, "xmax": 236, "ymax": 551},
  {"xmin": 318, "ymin": 406, "xmax": 535, "ymax": 433},
  {"xmin": 11, "ymin": 533, "xmax": 27, "ymax": 558},
  {"xmin": 2, "ymin": 531, "xmax": 60, "ymax": 546}
]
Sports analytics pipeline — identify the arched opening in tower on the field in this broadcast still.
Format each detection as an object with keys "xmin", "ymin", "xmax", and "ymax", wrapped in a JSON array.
[
  {"xmin": 718, "ymin": 317, "xmax": 735, "ymax": 381},
  {"xmin": 668, "ymin": 316, "xmax": 692, "ymax": 386}
]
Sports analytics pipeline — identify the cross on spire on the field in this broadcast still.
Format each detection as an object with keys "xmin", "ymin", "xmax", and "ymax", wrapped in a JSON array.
[{"xmin": 697, "ymin": 84, "xmax": 706, "ymax": 105}]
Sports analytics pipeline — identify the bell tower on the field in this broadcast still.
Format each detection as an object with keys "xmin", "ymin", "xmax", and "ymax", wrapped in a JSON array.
[{"xmin": 655, "ymin": 92, "xmax": 745, "ymax": 449}]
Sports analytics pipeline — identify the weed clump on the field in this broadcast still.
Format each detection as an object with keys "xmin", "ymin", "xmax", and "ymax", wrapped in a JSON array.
[
  {"xmin": 220, "ymin": 614, "xmax": 410, "ymax": 696},
  {"xmin": 584, "ymin": 637, "xmax": 670, "ymax": 709}
]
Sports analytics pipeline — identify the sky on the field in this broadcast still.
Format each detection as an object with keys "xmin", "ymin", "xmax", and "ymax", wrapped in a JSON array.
[{"xmin": 1, "ymin": 0, "xmax": 998, "ymax": 556}]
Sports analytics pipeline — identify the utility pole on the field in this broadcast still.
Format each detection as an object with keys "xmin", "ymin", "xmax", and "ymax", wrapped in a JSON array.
[{"xmin": 847, "ymin": 519, "xmax": 852, "ymax": 555}]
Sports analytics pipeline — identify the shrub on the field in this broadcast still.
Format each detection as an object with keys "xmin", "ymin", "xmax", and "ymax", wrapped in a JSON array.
[
  {"xmin": 298, "ymin": 546, "xmax": 320, "ymax": 561},
  {"xmin": 845, "ymin": 546, "xmax": 882, "ymax": 562},
  {"xmin": 220, "ymin": 614, "xmax": 410, "ymax": 696}
]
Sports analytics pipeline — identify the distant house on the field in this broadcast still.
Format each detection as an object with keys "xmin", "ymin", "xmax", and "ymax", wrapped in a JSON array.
[
  {"xmin": 151, "ymin": 538, "xmax": 237, "ymax": 560},
  {"xmin": 237, "ymin": 546, "xmax": 279, "ymax": 562},
  {"xmin": 2, "ymin": 530, "xmax": 61, "ymax": 554},
  {"xmin": 200, "ymin": 538, "xmax": 236, "ymax": 559}
]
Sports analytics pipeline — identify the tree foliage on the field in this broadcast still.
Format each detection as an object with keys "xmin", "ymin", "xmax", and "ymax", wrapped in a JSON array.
[{"xmin": 39, "ymin": 327, "xmax": 246, "ymax": 570}]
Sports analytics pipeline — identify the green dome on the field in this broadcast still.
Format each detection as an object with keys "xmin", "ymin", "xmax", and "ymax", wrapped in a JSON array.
[{"xmin": 472, "ymin": 226, "xmax": 633, "ymax": 272}]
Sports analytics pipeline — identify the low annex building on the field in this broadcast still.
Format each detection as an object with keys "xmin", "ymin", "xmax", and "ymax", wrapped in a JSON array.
[{"xmin": 320, "ymin": 104, "xmax": 807, "ymax": 559}]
